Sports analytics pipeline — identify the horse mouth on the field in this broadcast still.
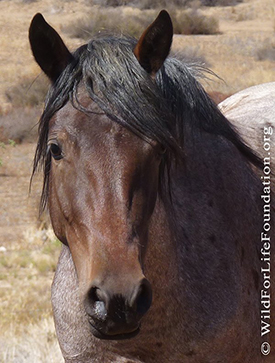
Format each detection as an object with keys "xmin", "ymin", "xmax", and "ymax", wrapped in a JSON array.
[{"xmin": 89, "ymin": 321, "xmax": 140, "ymax": 340}]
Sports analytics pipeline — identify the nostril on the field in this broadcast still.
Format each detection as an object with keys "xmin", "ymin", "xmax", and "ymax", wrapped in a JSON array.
[
  {"xmin": 87, "ymin": 286, "xmax": 108, "ymax": 321},
  {"xmin": 88, "ymin": 286, "xmax": 101, "ymax": 303},
  {"xmin": 135, "ymin": 279, "xmax": 152, "ymax": 316}
]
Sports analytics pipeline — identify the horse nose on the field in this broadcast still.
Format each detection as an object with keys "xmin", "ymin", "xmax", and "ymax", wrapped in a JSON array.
[
  {"xmin": 85, "ymin": 278, "xmax": 152, "ymax": 338},
  {"xmin": 129, "ymin": 278, "xmax": 152, "ymax": 315}
]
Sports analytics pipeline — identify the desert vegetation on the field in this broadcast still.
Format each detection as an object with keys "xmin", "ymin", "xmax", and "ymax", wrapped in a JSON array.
[
  {"xmin": 62, "ymin": 6, "xmax": 220, "ymax": 38},
  {"xmin": 256, "ymin": 38, "xmax": 275, "ymax": 62},
  {"xmin": 0, "ymin": 0, "xmax": 274, "ymax": 361},
  {"xmin": 90, "ymin": 0, "xmax": 243, "ymax": 8}
]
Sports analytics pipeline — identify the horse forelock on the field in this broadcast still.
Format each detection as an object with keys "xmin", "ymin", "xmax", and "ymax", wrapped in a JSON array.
[{"xmin": 33, "ymin": 34, "xmax": 261, "ymax": 212}]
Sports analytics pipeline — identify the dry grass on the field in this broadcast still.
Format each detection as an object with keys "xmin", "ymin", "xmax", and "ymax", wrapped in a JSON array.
[
  {"xmin": 91, "ymin": 0, "xmax": 243, "ymax": 8},
  {"xmin": 0, "ymin": 107, "xmax": 40, "ymax": 143},
  {"xmin": 0, "ymin": 141, "xmax": 62, "ymax": 361},
  {"xmin": 201, "ymin": 0, "xmax": 243, "ymax": 5},
  {"xmin": 0, "ymin": 232, "xmax": 61, "ymax": 331},
  {"xmin": 172, "ymin": 8, "xmax": 219, "ymax": 35},
  {"xmin": 63, "ymin": 7, "xmax": 219, "ymax": 39},
  {"xmin": 0, "ymin": 230, "xmax": 62, "ymax": 362},
  {"xmin": 5, "ymin": 74, "xmax": 49, "ymax": 109},
  {"xmin": 171, "ymin": 46, "xmax": 208, "ymax": 66},
  {"xmin": 0, "ymin": 318, "xmax": 63, "ymax": 363},
  {"xmin": 91, "ymin": 0, "xmax": 194, "ymax": 8},
  {"xmin": 256, "ymin": 38, "xmax": 275, "ymax": 61},
  {"xmin": 62, "ymin": 7, "xmax": 158, "ymax": 39}
]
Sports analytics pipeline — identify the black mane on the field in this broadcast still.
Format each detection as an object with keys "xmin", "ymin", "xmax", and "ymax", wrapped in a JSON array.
[{"xmin": 33, "ymin": 35, "xmax": 261, "ymax": 211}]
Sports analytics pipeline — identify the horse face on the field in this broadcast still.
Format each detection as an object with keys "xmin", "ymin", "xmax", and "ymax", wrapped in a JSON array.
[
  {"xmin": 47, "ymin": 98, "xmax": 162, "ymax": 339},
  {"xmin": 29, "ymin": 9, "xmax": 173, "ymax": 341}
]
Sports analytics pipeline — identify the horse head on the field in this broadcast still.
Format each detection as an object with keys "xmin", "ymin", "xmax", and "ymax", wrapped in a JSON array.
[{"xmin": 29, "ymin": 10, "xmax": 173, "ymax": 340}]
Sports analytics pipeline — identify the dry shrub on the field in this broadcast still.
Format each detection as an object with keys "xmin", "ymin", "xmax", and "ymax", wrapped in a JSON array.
[
  {"xmin": 62, "ymin": 8, "xmax": 158, "ymax": 39},
  {"xmin": 91, "ymin": 0, "xmax": 242, "ymax": 8},
  {"xmin": 91, "ymin": 0, "xmax": 193, "ymax": 8},
  {"xmin": 201, "ymin": 0, "xmax": 243, "ymax": 5},
  {"xmin": 5, "ymin": 74, "xmax": 49, "ymax": 109},
  {"xmin": 172, "ymin": 9, "xmax": 220, "ymax": 35},
  {"xmin": 63, "ymin": 7, "xmax": 219, "ymax": 39},
  {"xmin": 256, "ymin": 39, "xmax": 275, "ymax": 62},
  {"xmin": 0, "ymin": 107, "xmax": 41, "ymax": 143}
]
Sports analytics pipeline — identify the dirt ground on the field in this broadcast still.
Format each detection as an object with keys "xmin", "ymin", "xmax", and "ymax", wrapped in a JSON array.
[
  {"xmin": 0, "ymin": 143, "xmax": 39, "ymax": 248},
  {"xmin": 0, "ymin": 141, "xmax": 63, "ymax": 362}
]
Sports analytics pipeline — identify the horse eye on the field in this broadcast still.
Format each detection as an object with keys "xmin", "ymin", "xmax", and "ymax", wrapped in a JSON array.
[
  {"xmin": 49, "ymin": 143, "xmax": 63, "ymax": 160},
  {"xmin": 159, "ymin": 145, "xmax": 167, "ymax": 155}
]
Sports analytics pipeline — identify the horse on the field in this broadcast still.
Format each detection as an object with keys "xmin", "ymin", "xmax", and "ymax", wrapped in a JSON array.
[
  {"xmin": 29, "ymin": 10, "xmax": 274, "ymax": 362},
  {"xmin": 219, "ymin": 82, "xmax": 275, "ymax": 185}
]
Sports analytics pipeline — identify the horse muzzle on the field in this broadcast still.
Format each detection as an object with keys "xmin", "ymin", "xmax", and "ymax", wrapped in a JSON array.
[{"xmin": 84, "ymin": 278, "xmax": 152, "ymax": 340}]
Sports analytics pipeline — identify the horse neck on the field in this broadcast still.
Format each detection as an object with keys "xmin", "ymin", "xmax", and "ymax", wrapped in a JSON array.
[{"xmin": 151, "ymin": 130, "xmax": 263, "ymax": 326}]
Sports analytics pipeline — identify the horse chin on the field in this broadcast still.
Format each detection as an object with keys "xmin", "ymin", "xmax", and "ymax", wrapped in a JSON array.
[{"xmin": 89, "ymin": 322, "xmax": 140, "ymax": 341}]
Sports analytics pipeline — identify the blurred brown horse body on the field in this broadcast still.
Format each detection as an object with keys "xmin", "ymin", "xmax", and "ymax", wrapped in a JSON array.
[{"xmin": 29, "ymin": 11, "xmax": 274, "ymax": 363}]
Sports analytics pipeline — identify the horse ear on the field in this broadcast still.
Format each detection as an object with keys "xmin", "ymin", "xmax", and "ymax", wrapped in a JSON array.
[
  {"xmin": 29, "ymin": 13, "xmax": 73, "ymax": 82},
  {"xmin": 134, "ymin": 10, "xmax": 173, "ymax": 75}
]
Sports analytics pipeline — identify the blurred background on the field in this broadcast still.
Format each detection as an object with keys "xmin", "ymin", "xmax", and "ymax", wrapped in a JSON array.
[{"xmin": 0, "ymin": 0, "xmax": 274, "ymax": 361}]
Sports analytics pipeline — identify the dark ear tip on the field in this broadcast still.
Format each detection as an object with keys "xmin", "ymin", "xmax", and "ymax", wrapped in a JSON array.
[
  {"xmin": 155, "ymin": 10, "xmax": 173, "ymax": 38},
  {"xmin": 158, "ymin": 10, "xmax": 171, "ymax": 20},
  {"xmin": 33, "ymin": 12, "xmax": 44, "ymax": 19},
  {"xmin": 31, "ymin": 13, "xmax": 45, "ymax": 25},
  {"xmin": 30, "ymin": 13, "xmax": 47, "ymax": 34},
  {"xmin": 157, "ymin": 10, "xmax": 172, "ymax": 26}
]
